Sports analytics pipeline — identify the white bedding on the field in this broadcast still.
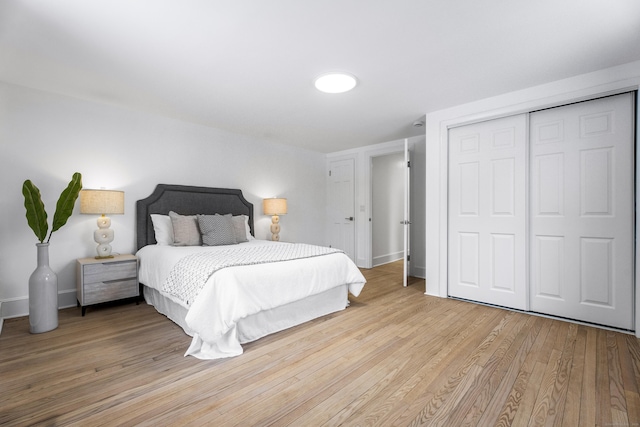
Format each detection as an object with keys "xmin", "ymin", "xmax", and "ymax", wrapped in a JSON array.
[{"xmin": 136, "ymin": 240, "xmax": 366, "ymax": 359}]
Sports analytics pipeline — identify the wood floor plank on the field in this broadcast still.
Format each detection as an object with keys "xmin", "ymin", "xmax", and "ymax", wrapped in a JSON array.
[
  {"xmin": 282, "ymin": 315, "xmax": 442, "ymax": 426},
  {"xmin": 526, "ymin": 321, "xmax": 575, "ymax": 427},
  {"xmin": 607, "ymin": 331, "xmax": 630, "ymax": 427},
  {"xmin": 339, "ymin": 305, "xmax": 502, "ymax": 427},
  {"xmin": 580, "ymin": 327, "xmax": 598, "ymax": 426},
  {"xmin": 475, "ymin": 315, "xmax": 545, "ymax": 427},
  {"xmin": 384, "ymin": 309, "xmax": 508, "ymax": 427},
  {"xmin": 562, "ymin": 326, "xmax": 587, "ymax": 427},
  {"xmin": 596, "ymin": 328, "xmax": 614, "ymax": 426},
  {"xmin": 335, "ymin": 305, "xmax": 496, "ymax": 427},
  {"xmin": 548, "ymin": 322, "xmax": 578, "ymax": 427},
  {"xmin": 527, "ymin": 349, "xmax": 562, "ymax": 427},
  {"xmin": 491, "ymin": 317, "xmax": 553, "ymax": 427},
  {"xmin": 393, "ymin": 311, "xmax": 526, "ymax": 426},
  {"xmin": 2, "ymin": 260, "xmax": 640, "ymax": 426},
  {"xmin": 441, "ymin": 313, "xmax": 536, "ymax": 426},
  {"xmin": 619, "ymin": 334, "xmax": 640, "ymax": 423}
]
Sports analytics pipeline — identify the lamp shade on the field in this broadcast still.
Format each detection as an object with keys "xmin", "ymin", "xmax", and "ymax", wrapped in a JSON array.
[
  {"xmin": 263, "ymin": 198, "xmax": 287, "ymax": 215},
  {"xmin": 80, "ymin": 189, "xmax": 124, "ymax": 215}
]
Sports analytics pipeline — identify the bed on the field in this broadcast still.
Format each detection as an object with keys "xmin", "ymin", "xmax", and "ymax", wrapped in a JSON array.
[{"xmin": 135, "ymin": 184, "xmax": 366, "ymax": 359}]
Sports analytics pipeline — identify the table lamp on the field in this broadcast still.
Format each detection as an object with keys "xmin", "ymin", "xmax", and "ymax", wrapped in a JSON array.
[
  {"xmin": 80, "ymin": 189, "xmax": 124, "ymax": 258},
  {"xmin": 263, "ymin": 198, "xmax": 287, "ymax": 241}
]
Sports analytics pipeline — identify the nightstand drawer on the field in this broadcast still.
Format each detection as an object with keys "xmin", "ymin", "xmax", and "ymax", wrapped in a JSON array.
[
  {"xmin": 82, "ymin": 278, "xmax": 138, "ymax": 305},
  {"xmin": 83, "ymin": 261, "xmax": 137, "ymax": 283}
]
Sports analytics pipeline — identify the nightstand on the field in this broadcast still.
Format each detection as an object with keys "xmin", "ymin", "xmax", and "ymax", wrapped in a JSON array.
[{"xmin": 76, "ymin": 254, "xmax": 139, "ymax": 316}]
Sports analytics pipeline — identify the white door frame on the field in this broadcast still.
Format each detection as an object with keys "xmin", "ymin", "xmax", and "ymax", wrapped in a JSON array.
[{"xmin": 425, "ymin": 61, "xmax": 640, "ymax": 334}]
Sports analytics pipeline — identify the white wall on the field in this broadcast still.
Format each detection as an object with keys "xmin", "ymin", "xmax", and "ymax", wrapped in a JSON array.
[
  {"xmin": 0, "ymin": 82, "xmax": 327, "ymax": 319},
  {"xmin": 424, "ymin": 60, "xmax": 640, "ymax": 332},
  {"xmin": 372, "ymin": 152, "xmax": 404, "ymax": 266}
]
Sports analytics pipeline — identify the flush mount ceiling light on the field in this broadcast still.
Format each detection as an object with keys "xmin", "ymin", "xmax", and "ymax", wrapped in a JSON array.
[{"xmin": 314, "ymin": 72, "xmax": 357, "ymax": 94}]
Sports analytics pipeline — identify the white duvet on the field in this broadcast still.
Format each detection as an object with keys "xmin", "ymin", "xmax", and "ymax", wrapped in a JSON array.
[{"xmin": 136, "ymin": 240, "xmax": 366, "ymax": 359}]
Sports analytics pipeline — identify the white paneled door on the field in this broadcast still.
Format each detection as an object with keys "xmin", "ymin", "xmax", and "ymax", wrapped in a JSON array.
[
  {"xmin": 448, "ymin": 114, "xmax": 528, "ymax": 310},
  {"xmin": 328, "ymin": 158, "xmax": 356, "ymax": 261},
  {"xmin": 448, "ymin": 93, "xmax": 635, "ymax": 330},
  {"xmin": 530, "ymin": 93, "xmax": 634, "ymax": 329}
]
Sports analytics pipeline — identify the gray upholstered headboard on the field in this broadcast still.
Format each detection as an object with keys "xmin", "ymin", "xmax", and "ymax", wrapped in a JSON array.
[{"xmin": 136, "ymin": 184, "xmax": 254, "ymax": 251}]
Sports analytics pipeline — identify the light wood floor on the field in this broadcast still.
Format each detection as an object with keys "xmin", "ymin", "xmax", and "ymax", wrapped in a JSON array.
[{"xmin": 2, "ymin": 261, "xmax": 640, "ymax": 426}]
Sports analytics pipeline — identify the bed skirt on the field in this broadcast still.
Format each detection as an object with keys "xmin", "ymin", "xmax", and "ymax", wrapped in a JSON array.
[{"xmin": 143, "ymin": 284, "xmax": 349, "ymax": 355}]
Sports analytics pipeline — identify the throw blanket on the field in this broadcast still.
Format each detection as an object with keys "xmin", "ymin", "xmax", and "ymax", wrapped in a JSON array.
[{"xmin": 163, "ymin": 243, "xmax": 342, "ymax": 307}]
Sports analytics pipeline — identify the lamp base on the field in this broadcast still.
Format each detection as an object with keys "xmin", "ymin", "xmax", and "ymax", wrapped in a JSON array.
[
  {"xmin": 93, "ymin": 215, "xmax": 115, "ymax": 258},
  {"xmin": 270, "ymin": 215, "xmax": 281, "ymax": 241}
]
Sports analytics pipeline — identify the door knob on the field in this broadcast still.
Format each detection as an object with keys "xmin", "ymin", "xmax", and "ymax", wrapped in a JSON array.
[{"xmin": 345, "ymin": 217, "xmax": 354, "ymax": 221}]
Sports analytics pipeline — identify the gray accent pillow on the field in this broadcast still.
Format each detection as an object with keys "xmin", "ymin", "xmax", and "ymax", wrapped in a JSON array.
[
  {"xmin": 231, "ymin": 215, "xmax": 249, "ymax": 243},
  {"xmin": 198, "ymin": 214, "xmax": 238, "ymax": 246},
  {"xmin": 169, "ymin": 211, "xmax": 202, "ymax": 246}
]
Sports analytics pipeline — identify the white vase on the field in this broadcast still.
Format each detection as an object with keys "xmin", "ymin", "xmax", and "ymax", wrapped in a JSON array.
[{"xmin": 29, "ymin": 243, "xmax": 58, "ymax": 333}]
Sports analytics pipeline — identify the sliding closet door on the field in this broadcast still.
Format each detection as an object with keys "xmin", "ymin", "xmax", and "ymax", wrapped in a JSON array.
[
  {"xmin": 530, "ymin": 93, "xmax": 634, "ymax": 329},
  {"xmin": 448, "ymin": 114, "xmax": 527, "ymax": 310}
]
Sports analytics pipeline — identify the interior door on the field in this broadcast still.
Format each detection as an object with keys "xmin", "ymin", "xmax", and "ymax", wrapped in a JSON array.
[
  {"xmin": 448, "ymin": 114, "xmax": 528, "ymax": 310},
  {"xmin": 529, "ymin": 93, "xmax": 634, "ymax": 329},
  {"xmin": 403, "ymin": 139, "xmax": 411, "ymax": 287},
  {"xmin": 328, "ymin": 158, "xmax": 356, "ymax": 261}
]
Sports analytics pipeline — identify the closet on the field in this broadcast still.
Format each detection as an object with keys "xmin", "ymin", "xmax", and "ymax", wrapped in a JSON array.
[{"xmin": 448, "ymin": 92, "xmax": 635, "ymax": 329}]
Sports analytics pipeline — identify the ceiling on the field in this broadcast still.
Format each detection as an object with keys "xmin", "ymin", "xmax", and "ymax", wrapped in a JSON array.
[{"xmin": 1, "ymin": 1, "xmax": 639, "ymax": 153}]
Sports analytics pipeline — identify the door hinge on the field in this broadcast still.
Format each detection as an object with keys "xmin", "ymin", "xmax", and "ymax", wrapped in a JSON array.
[
  {"xmin": 407, "ymin": 254, "xmax": 411, "ymax": 261},
  {"xmin": 407, "ymin": 161, "xmax": 411, "ymax": 168}
]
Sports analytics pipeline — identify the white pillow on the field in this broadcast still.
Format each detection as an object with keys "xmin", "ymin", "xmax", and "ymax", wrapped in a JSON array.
[
  {"xmin": 242, "ymin": 215, "xmax": 255, "ymax": 240},
  {"xmin": 150, "ymin": 214, "xmax": 174, "ymax": 245}
]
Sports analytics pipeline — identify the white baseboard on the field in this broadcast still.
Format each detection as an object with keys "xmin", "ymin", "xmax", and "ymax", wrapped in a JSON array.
[
  {"xmin": 1, "ymin": 289, "xmax": 77, "ymax": 320},
  {"xmin": 0, "ymin": 296, "xmax": 28, "ymax": 320},
  {"xmin": 372, "ymin": 251, "xmax": 403, "ymax": 267},
  {"xmin": 372, "ymin": 254, "xmax": 426, "ymax": 279}
]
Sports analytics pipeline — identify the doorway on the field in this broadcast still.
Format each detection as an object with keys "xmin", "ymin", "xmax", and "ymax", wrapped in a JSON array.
[
  {"xmin": 364, "ymin": 135, "xmax": 426, "ymax": 285},
  {"xmin": 371, "ymin": 152, "xmax": 405, "ymax": 268},
  {"xmin": 370, "ymin": 140, "xmax": 413, "ymax": 286}
]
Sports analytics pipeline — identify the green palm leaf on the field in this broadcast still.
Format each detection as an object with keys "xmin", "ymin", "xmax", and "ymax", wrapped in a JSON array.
[
  {"xmin": 22, "ymin": 180, "xmax": 48, "ymax": 243},
  {"xmin": 49, "ymin": 172, "xmax": 83, "ymax": 242}
]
